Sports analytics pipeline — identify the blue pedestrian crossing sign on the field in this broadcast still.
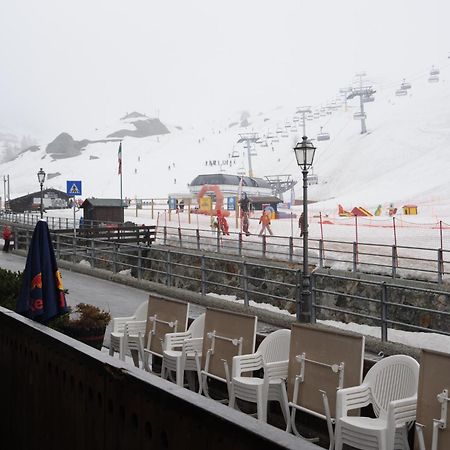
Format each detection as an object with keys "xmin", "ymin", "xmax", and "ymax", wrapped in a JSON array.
[{"xmin": 66, "ymin": 180, "xmax": 82, "ymax": 196}]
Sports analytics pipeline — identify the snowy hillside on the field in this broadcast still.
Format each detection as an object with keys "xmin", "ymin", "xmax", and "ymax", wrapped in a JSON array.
[{"xmin": 2, "ymin": 62, "xmax": 450, "ymax": 219}]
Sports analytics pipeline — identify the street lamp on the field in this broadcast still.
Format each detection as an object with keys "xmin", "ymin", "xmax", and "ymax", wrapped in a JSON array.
[
  {"xmin": 37, "ymin": 168, "xmax": 46, "ymax": 219},
  {"xmin": 293, "ymin": 136, "xmax": 316, "ymax": 323}
]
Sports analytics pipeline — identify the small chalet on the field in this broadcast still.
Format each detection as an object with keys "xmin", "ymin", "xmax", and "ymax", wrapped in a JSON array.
[
  {"xmin": 81, "ymin": 198, "xmax": 126, "ymax": 225},
  {"xmin": 248, "ymin": 195, "xmax": 283, "ymax": 212}
]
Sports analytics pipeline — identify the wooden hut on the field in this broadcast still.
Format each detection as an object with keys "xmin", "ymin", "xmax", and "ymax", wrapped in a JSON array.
[{"xmin": 81, "ymin": 198, "xmax": 126, "ymax": 225}]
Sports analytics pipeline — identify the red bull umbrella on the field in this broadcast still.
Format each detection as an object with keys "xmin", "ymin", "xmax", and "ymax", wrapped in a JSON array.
[{"xmin": 17, "ymin": 220, "xmax": 69, "ymax": 323}]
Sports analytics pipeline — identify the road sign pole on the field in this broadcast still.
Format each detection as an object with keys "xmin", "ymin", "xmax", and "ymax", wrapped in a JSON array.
[{"xmin": 73, "ymin": 199, "xmax": 76, "ymax": 238}]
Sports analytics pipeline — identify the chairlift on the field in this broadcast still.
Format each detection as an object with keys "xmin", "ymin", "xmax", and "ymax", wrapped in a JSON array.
[
  {"xmin": 400, "ymin": 79, "xmax": 411, "ymax": 90},
  {"xmin": 428, "ymin": 75, "xmax": 439, "ymax": 83},
  {"xmin": 306, "ymin": 114, "xmax": 314, "ymax": 120},
  {"xmin": 276, "ymin": 127, "xmax": 283, "ymax": 134},
  {"xmin": 290, "ymin": 126, "xmax": 298, "ymax": 133},
  {"xmin": 285, "ymin": 122, "xmax": 291, "ymax": 128},
  {"xmin": 430, "ymin": 67, "xmax": 440, "ymax": 76},
  {"xmin": 362, "ymin": 95, "xmax": 375, "ymax": 103},
  {"xmin": 313, "ymin": 111, "xmax": 320, "ymax": 118},
  {"xmin": 237, "ymin": 167, "xmax": 246, "ymax": 176},
  {"xmin": 317, "ymin": 126, "xmax": 330, "ymax": 141},
  {"xmin": 231, "ymin": 149, "xmax": 240, "ymax": 158},
  {"xmin": 271, "ymin": 137, "xmax": 280, "ymax": 143},
  {"xmin": 353, "ymin": 112, "xmax": 366, "ymax": 120},
  {"xmin": 395, "ymin": 89, "xmax": 407, "ymax": 96},
  {"xmin": 266, "ymin": 131, "xmax": 275, "ymax": 139},
  {"xmin": 250, "ymin": 150, "xmax": 258, "ymax": 156},
  {"xmin": 293, "ymin": 116, "xmax": 300, "ymax": 122},
  {"xmin": 259, "ymin": 140, "xmax": 269, "ymax": 147}
]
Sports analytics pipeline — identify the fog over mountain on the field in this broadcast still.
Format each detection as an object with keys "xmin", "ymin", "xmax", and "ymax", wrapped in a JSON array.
[{"xmin": 1, "ymin": 0, "xmax": 450, "ymax": 215}]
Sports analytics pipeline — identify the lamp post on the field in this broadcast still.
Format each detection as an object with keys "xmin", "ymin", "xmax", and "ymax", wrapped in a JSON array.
[
  {"xmin": 294, "ymin": 136, "xmax": 316, "ymax": 323},
  {"xmin": 37, "ymin": 168, "xmax": 46, "ymax": 219}
]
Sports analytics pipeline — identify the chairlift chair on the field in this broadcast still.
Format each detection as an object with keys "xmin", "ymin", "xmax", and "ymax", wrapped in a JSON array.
[
  {"xmin": 231, "ymin": 149, "xmax": 240, "ymax": 158},
  {"xmin": 401, "ymin": 80, "xmax": 412, "ymax": 90},
  {"xmin": 237, "ymin": 167, "xmax": 246, "ymax": 176},
  {"xmin": 281, "ymin": 132, "xmax": 289, "ymax": 138},
  {"xmin": 290, "ymin": 126, "xmax": 298, "ymax": 133},
  {"xmin": 293, "ymin": 116, "xmax": 300, "ymax": 122},
  {"xmin": 430, "ymin": 67, "xmax": 440, "ymax": 76},
  {"xmin": 395, "ymin": 89, "xmax": 408, "ymax": 96},
  {"xmin": 306, "ymin": 113, "xmax": 314, "ymax": 120},
  {"xmin": 317, "ymin": 127, "xmax": 330, "ymax": 141},
  {"xmin": 428, "ymin": 75, "xmax": 439, "ymax": 83},
  {"xmin": 276, "ymin": 127, "xmax": 283, "ymax": 134}
]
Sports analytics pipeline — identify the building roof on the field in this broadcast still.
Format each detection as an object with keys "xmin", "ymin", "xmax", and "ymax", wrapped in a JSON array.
[
  {"xmin": 81, "ymin": 198, "xmax": 126, "ymax": 208},
  {"xmin": 190, "ymin": 174, "xmax": 271, "ymax": 189},
  {"xmin": 248, "ymin": 195, "xmax": 282, "ymax": 204},
  {"xmin": 10, "ymin": 188, "xmax": 69, "ymax": 202}
]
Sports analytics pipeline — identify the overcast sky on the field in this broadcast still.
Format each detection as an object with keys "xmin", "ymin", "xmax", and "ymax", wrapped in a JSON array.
[{"xmin": 1, "ymin": 0, "xmax": 449, "ymax": 140}]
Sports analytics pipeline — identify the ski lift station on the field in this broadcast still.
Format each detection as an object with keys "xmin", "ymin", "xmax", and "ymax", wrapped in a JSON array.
[{"xmin": 189, "ymin": 174, "xmax": 273, "ymax": 198}]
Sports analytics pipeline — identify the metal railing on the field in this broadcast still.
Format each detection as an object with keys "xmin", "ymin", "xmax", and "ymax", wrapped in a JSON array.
[
  {"xmin": 2, "ymin": 211, "xmax": 449, "ymax": 283},
  {"xmin": 12, "ymin": 224, "xmax": 450, "ymax": 344},
  {"xmin": 159, "ymin": 225, "xmax": 449, "ymax": 284}
]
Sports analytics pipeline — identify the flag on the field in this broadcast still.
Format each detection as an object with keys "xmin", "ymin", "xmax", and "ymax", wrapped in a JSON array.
[{"xmin": 118, "ymin": 142, "xmax": 122, "ymax": 175}]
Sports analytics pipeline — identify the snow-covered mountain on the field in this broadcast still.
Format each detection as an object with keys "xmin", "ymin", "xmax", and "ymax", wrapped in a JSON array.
[{"xmin": 2, "ymin": 66, "xmax": 450, "ymax": 218}]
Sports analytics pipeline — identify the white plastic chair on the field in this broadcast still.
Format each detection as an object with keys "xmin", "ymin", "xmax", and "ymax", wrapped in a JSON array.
[
  {"xmin": 109, "ymin": 301, "xmax": 148, "ymax": 365},
  {"xmin": 161, "ymin": 313, "xmax": 205, "ymax": 390},
  {"xmin": 229, "ymin": 329, "xmax": 291, "ymax": 428},
  {"xmin": 335, "ymin": 354, "xmax": 420, "ymax": 450}
]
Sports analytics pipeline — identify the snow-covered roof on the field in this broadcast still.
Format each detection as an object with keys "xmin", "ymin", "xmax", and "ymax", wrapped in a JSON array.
[{"xmin": 190, "ymin": 174, "xmax": 271, "ymax": 189}]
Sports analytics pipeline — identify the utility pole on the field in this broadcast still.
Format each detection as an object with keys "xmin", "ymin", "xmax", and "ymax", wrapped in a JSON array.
[
  {"xmin": 3, "ymin": 175, "xmax": 10, "ymax": 209},
  {"xmin": 347, "ymin": 72, "xmax": 376, "ymax": 134},
  {"xmin": 237, "ymin": 133, "xmax": 259, "ymax": 178}
]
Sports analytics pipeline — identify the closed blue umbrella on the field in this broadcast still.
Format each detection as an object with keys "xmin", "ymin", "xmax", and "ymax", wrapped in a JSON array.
[{"xmin": 17, "ymin": 220, "xmax": 69, "ymax": 323}]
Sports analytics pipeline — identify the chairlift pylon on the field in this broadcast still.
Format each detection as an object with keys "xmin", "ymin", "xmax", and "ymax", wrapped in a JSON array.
[{"xmin": 317, "ymin": 126, "xmax": 330, "ymax": 141}]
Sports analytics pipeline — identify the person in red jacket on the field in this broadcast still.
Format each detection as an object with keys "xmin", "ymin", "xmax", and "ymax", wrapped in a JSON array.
[
  {"xmin": 216, "ymin": 209, "xmax": 230, "ymax": 236},
  {"xmin": 2, "ymin": 225, "xmax": 12, "ymax": 252}
]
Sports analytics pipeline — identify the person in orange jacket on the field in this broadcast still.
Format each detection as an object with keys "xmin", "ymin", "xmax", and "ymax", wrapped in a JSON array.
[
  {"xmin": 258, "ymin": 211, "xmax": 273, "ymax": 236},
  {"xmin": 2, "ymin": 225, "xmax": 12, "ymax": 252}
]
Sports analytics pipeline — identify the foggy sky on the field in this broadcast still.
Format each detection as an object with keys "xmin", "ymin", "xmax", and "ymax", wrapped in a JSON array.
[{"xmin": 1, "ymin": 0, "xmax": 449, "ymax": 140}]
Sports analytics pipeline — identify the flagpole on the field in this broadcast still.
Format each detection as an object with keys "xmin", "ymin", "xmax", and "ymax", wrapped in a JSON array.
[{"xmin": 119, "ymin": 140, "xmax": 123, "ymax": 207}]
